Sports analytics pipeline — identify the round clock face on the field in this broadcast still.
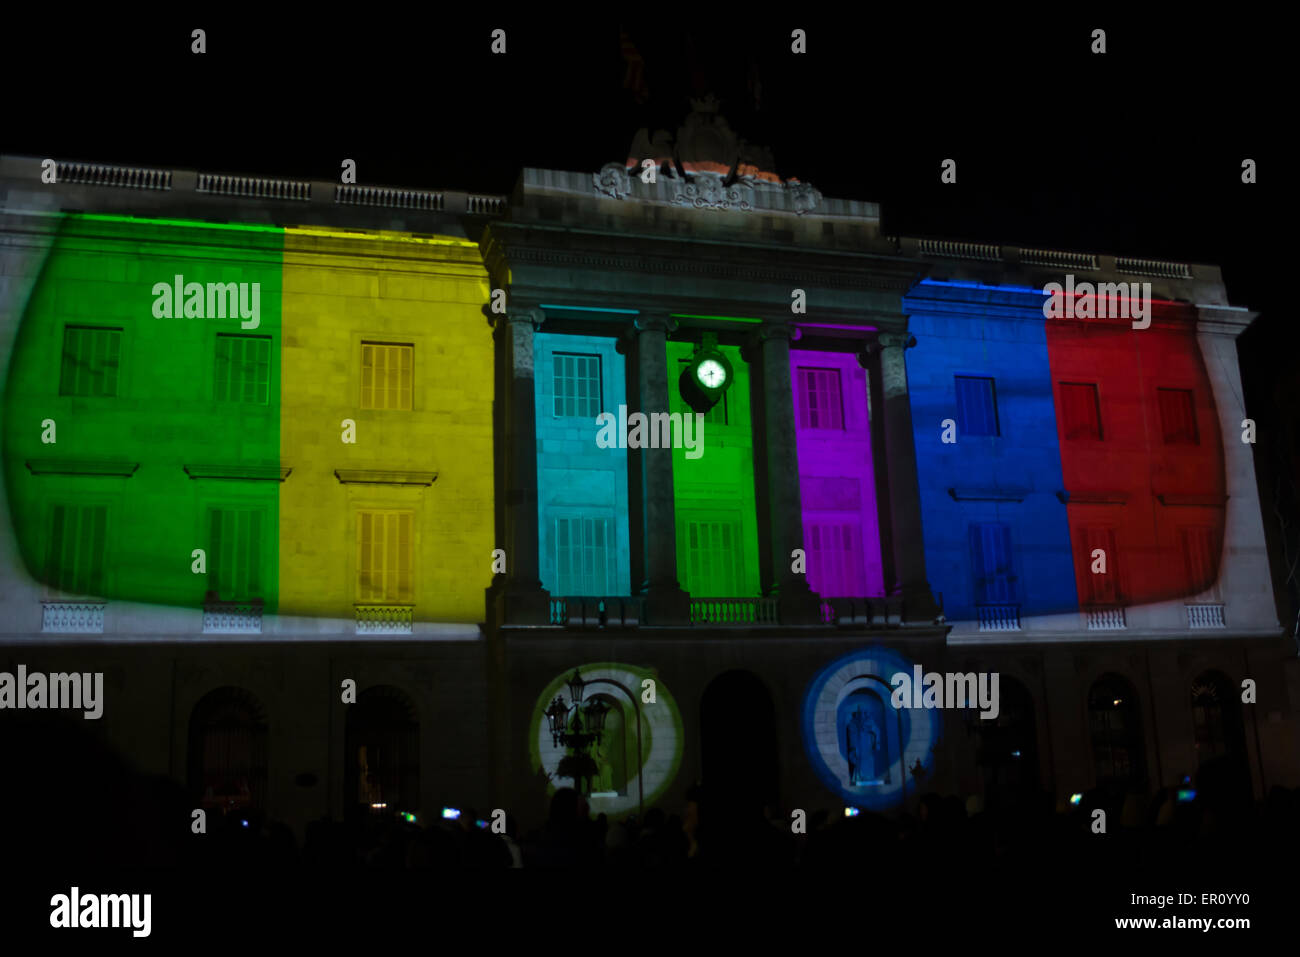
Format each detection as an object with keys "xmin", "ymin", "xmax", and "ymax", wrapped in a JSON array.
[{"xmin": 696, "ymin": 358, "xmax": 727, "ymax": 389}]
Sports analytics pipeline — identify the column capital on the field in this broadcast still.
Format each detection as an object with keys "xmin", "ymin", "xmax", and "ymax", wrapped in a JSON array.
[
  {"xmin": 875, "ymin": 332, "xmax": 917, "ymax": 352},
  {"xmin": 485, "ymin": 304, "xmax": 546, "ymax": 331},
  {"xmin": 634, "ymin": 311, "xmax": 677, "ymax": 335},
  {"xmin": 756, "ymin": 319, "xmax": 796, "ymax": 343}
]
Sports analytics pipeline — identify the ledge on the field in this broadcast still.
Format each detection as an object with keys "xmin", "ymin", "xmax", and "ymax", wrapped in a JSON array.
[
  {"xmin": 1157, "ymin": 494, "xmax": 1228, "ymax": 507},
  {"xmin": 334, "ymin": 469, "xmax": 437, "ymax": 486},
  {"xmin": 1058, "ymin": 490, "xmax": 1128, "ymax": 505},
  {"xmin": 948, "ymin": 488, "xmax": 1028, "ymax": 503},
  {"xmin": 26, "ymin": 459, "xmax": 138, "ymax": 477},
  {"xmin": 184, "ymin": 464, "xmax": 292, "ymax": 482}
]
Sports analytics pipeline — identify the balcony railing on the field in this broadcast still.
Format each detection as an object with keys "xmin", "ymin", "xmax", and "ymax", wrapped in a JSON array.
[
  {"xmin": 977, "ymin": 604, "xmax": 1022, "ymax": 632},
  {"xmin": 549, "ymin": 597, "xmax": 644, "ymax": 628},
  {"xmin": 203, "ymin": 601, "xmax": 263, "ymax": 635},
  {"xmin": 41, "ymin": 601, "xmax": 106, "ymax": 634},
  {"xmin": 817, "ymin": 597, "xmax": 905, "ymax": 627},
  {"xmin": 1186, "ymin": 603, "xmax": 1226, "ymax": 629},
  {"xmin": 1084, "ymin": 605, "xmax": 1127, "ymax": 630},
  {"xmin": 689, "ymin": 597, "xmax": 778, "ymax": 625},
  {"xmin": 355, "ymin": 604, "xmax": 414, "ymax": 635}
]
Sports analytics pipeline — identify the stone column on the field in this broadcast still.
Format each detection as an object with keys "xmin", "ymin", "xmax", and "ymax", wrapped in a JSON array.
[
  {"xmin": 756, "ymin": 321, "xmax": 822, "ymax": 624},
  {"xmin": 489, "ymin": 307, "xmax": 550, "ymax": 624},
  {"xmin": 632, "ymin": 313, "xmax": 689, "ymax": 624},
  {"xmin": 873, "ymin": 332, "xmax": 939, "ymax": 621}
]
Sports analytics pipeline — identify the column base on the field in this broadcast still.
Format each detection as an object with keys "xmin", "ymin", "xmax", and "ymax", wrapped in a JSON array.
[
  {"xmin": 771, "ymin": 579, "xmax": 826, "ymax": 625},
  {"xmin": 488, "ymin": 579, "xmax": 553, "ymax": 626},
  {"xmin": 641, "ymin": 583, "xmax": 691, "ymax": 626},
  {"xmin": 895, "ymin": 582, "xmax": 941, "ymax": 624}
]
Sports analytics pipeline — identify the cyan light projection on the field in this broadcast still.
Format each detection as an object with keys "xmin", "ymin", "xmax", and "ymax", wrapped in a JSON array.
[
  {"xmin": 802, "ymin": 647, "xmax": 941, "ymax": 809},
  {"xmin": 529, "ymin": 662, "xmax": 683, "ymax": 816},
  {"xmin": 534, "ymin": 332, "xmax": 631, "ymax": 597}
]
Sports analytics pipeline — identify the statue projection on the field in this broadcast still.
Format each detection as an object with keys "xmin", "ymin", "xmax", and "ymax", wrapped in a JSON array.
[{"xmin": 845, "ymin": 704, "xmax": 888, "ymax": 786}]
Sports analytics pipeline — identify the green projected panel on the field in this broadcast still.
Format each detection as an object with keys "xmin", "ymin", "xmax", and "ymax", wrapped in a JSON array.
[
  {"xmin": 666, "ymin": 341, "xmax": 760, "ymax": 597},
  {"xmin": 3, "ymin": 214, "xmax": 283, "ymax": 609}
]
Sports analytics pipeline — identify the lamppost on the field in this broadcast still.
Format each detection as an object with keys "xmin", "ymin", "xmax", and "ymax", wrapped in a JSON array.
[{"xmin": 543, "ymin": 669, "xmax": 611, "ymax": 795}]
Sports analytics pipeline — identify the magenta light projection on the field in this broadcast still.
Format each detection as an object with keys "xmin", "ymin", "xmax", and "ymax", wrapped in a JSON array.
[{"xmin": 791, "ymin": 348, "xmax": 883, "ymax": 598}]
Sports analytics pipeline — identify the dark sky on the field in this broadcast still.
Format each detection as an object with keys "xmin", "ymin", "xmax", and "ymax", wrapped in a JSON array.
[{"xmin": 2, "ymin": 13, "xmax": 1289, "ymax": 340}]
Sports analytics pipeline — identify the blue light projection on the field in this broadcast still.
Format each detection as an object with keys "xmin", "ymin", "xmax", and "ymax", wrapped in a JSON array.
[{"xmin": 801, "ymin": 647, "xmax": 942, "ymax": 810}]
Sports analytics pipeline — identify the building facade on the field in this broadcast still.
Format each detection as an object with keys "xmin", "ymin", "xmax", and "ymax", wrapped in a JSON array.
[{"xmin": 1, "ymin": 113, "xmax": 1296, "ymax": 840}]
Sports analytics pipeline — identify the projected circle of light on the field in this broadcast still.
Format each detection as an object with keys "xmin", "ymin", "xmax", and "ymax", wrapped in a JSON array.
[
  {"xmin": 529, "ymin": 662, "xmax": 683, "ymax": 816},
  {"xmin": 801, "ymin": 647, "xmax": 941, "ymax": 810}
]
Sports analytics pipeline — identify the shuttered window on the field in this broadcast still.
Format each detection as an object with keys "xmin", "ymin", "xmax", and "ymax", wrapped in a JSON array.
[
  {"xmin": 47, "ymin": 504, "xmax": 108, "ymax": 595},
  {"xmin": 59, "ymin": 326, "xmax": 122, "ymax": 397},
  {"xmin": 553, "ymin": 353, "xmax": 602, "ymax": 418},
  {"xmin": 1157, "ymin": 388, "xmax": 1198, "ymax": 444},
  {"xmin": 357, "ymin": 510, "xmax": 413, "ymax": 602},
  {"xmin": 969, "ymin": 522, "xmax": 1015, "ymax": 604},
  {"xmin": 806, "ymin": 522, "xmax": 865, "ymax": 597},
  {"xmin": 361, "ymin": 343, "xmax": 413, "ymax": 411},
  {"xmin": 553, "ymin": 516, "xmax": 617, "ymax": 595},
  {"xmin": 215, "ymin": 334, "xmax": 271, "ymax": 404},
  {"xmin": 684, "ymin": 520, "xmax": 742, "ymax": 596},
  {"xmin": 1059, "ymin": 382, "xmax": 1102, "ymax": 440},
  {"xmin": 955, "ymin": 376, "xmax": 998, "ymax": 436},
  {"xmin": 209, "ymin": 508, "xmax": 264, "ymax": 601},
  {"xmin": 797, "ymin": 367, "xmax": 844, "ymax": 430}
]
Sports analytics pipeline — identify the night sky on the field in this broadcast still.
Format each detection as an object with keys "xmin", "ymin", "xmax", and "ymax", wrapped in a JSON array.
[{"xmin": 4, "ymin": 11, "xmax": 1295, "ymax": 556}]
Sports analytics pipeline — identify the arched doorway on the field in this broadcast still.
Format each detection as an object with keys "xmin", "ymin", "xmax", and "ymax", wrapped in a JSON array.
[
  {"xmin": 344, "ymin": 686, "xmax": 419, "ymax": 822},
  {"xmin": 187, "ymin": 687, "xmax": 268, "ymax": 816},
  {"xmin": 1190, "ymin": 670, "xmax": 1252, "ymax": 803},
  {"xmin": 588, "ymin": 692, "xmax": 630, "ymax": 796},
  {"xmin": 700, "ymin": 670, "xmax": 779, "ymax": 808},
  {"xmin": 973, "ymin": 676, "xmax": 1040, "ymax": 810},
  {"xmin": 1088, "ymin": 674, "xmax": 1147, "ymax": 794}
]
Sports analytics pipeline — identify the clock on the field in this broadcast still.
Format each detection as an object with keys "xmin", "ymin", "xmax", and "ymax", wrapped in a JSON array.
[
  {"xmin": 695, "ymin": 358, "xmax": 728, "ymax": 389},
  {"xmin": 680, "ymin": 345, "xmax": 733, "ymax": 413}
]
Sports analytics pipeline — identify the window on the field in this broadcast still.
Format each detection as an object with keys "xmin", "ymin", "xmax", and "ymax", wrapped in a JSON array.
[
  {"xmin": 553, "ymin": 515, "xmax": 617, "ymax": 595},
  {"xmin": 357, "ymin": 510, "xmax": 413, "ymax": 602},
  {"xmin": 684, "ymin": 520, "xmax": 742, "ymax": 596},
  {"xmin": 1180, "ymin": 526, "xmax": 1220, "ymax": 597},
  {"xmin": 970, "ymin": 522, "xmax": 1015, "ymax": 604},
  {"xmin": 796, "ymin": 367, "xmax": 844, "ymax": 430},
  {"xmin": 59, "ymin": 326, "xmax": 122, "ymax": 397},
  {"xmin": 676, "ymin": 359, "xmax": 727, "ymax": 425},
  {"xmin": 361, "ymin": 343, "xmax": 413, "ymax": 411},
  {"xmin": 806, "ymin": 522, "xmax": 864, "ymax": 597},
  {"xmin": 1059, "ymin": 382, "xmax": 1102, "ymax": 440},
  {"xmin": 1157, "ymin": 388, "xmax": 1198, "ymax": 444},
  {"xmin": 215, "ymin": 335, "xmax": 271, "ymax": 404},
  {"xmin": 46, "ymin": 504, "xmax": 107, "ymax": 595},
  {"xmin": 1088, "ymin": 675, "xmax": 1146, "ymax": 793},
  {"xmin": 955, "ymin": 376, "xmax": 998, "ymax": 436},
  {"xmin": 553, "ymin": 353, "xmax": 602, "ymax": 418},
  {"xmin": 209, "ymin": 508, "xmax": 264, "ymax": 601},
  {"xmin": 1078, "ymin": 526, "xmax": 1119, "ymax": 604}
]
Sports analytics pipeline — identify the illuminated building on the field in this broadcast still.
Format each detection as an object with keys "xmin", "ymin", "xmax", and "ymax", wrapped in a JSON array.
[{"xmin": 0, "ymin": 110, "xmax": 1294, "ymax": 839}]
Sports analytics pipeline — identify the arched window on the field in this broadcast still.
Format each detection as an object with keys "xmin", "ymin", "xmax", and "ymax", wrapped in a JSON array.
[
  {"xmin": 187, "ymin": 687, "xmax": 268, "ymax": 813},
  {"xmin": 344, "ymin": 686, "xmax": 419, "ymax": 821},
  {"xmin": 1088, "ymin": 674, "xmax": 1147, "ymax": 793},
  {"xmin": 973, "ymin": 676, "xmax": 1039, "ymax": 809},
  {"xmin": 1191, "ymin": 671, "xmax": 1245, "ymax": 764}
]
